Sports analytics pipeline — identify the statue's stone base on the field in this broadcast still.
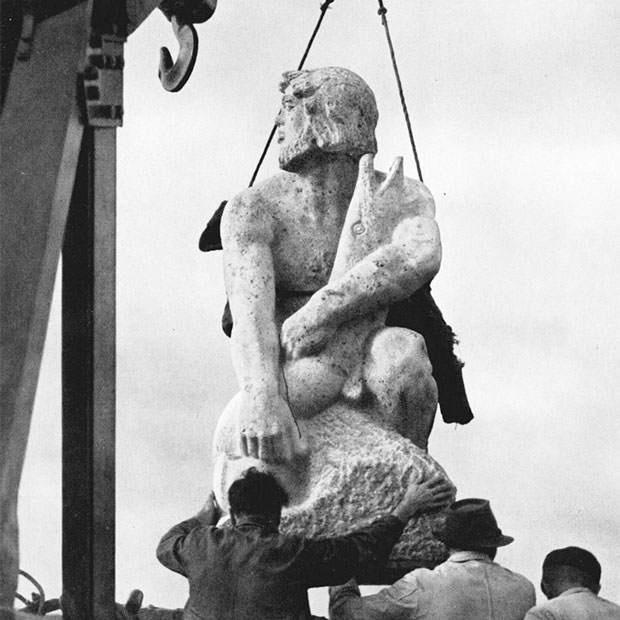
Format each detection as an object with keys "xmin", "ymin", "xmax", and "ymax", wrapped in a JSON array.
[{"xmin": 279, "ymin": 405, "xmax": 454, "ymax": 582}]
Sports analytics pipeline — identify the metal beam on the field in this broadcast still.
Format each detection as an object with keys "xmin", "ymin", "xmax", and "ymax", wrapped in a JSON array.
[
  {"xmin": 62, "ymin": 125, "xmax": 117, "ymax": 620},
  {"xmin": 0, "ymin": 4, "xmax": 90, "ymax": 613}
]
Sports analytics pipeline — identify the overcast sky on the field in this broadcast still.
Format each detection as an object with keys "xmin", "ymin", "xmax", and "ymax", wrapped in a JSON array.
[{"xmin": 17, "ymin": 0, "xmax": 620, "ymax": 614}]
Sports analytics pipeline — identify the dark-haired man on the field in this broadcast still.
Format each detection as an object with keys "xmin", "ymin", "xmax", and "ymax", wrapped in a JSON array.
[
  {"xmin": 524, "ymin": 546, "xmax": 620, "ymax": 620},
  {"xmin": 157, "ymin": 467, "xmax": 452, "ymax": 620},
  {"xmin": 329, "ymin": 498, "xmax": 535, "ymax": 620}
]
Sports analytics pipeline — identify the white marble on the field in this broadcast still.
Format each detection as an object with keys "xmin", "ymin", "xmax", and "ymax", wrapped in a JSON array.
[{"xmin": 212, "ymin": 68, "xmax": 452, "ymax": 564}]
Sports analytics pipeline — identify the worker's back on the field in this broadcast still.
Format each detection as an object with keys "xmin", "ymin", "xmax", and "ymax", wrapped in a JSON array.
[
  {"xmin": 184, "ymin": 520, "xmax": 313, "ymax": 620},
  {"xmin": 408, "ymin": 552, "xmax": 535, "ymax": 620},
  {"xmin": 157, "ymin": 512, "xmax": 405, "ymax": 620}
]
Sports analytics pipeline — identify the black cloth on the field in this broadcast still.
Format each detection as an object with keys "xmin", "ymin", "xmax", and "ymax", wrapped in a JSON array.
[
  {"xmin": 156, "ymin": 514, "xmax": 404, "ymax": 620},
  {"xmin": 385, "ymin": 284, "xmax": 473, "ymax": 424}
]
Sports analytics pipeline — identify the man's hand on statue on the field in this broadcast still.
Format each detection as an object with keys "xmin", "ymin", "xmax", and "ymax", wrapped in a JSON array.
[
  {"xmin": 328, "ymin": 578, "xmax": 360, "ymax": 602},
  {"xmin": 237, "ymin": 396, "xmax": 305, "ymax": 462},
  {"xmin": 281, "ymin": 310, "xmax": 336, "ymax": 359},
  {"xmin": 391, "ymin": 472, "xmax": 454, "ymax": 522},
  {"xmin": 196, "ymin": 491, "xmax": 222, "ymax": 526}
]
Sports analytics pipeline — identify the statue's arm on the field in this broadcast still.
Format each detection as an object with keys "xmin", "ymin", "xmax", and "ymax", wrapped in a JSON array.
[
  {"xmin": 221, "ymin": 192, "xmax": 280, "ymax": 402},
  {"xmin": 221, "ymin": 193, "xmax": 302, "ymax": 462},
  {"xmin": 318, "ymin": 212, "xmax": 441, "ymax": 322},
  {"xmin": 281, "ymin": 184, "xmax": 440, "ymax": 359}
]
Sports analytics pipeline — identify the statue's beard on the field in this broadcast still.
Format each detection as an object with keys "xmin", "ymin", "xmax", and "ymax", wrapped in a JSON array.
[{"xmin": 278, "ymin": 129, "xmax": 320, "ymax": 172}]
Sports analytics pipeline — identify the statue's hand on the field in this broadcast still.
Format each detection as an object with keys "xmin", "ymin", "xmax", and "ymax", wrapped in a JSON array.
[
  {"xmin": 281, "ymin": 305, "xmax": 336, "ymax": 359},
  {"xmin": 237, "ymin": 394, "xmax": 305, "ymax": 463}
]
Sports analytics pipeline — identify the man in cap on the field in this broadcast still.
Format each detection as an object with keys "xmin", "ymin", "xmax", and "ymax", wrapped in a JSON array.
[
  {"xmin": 524, "ymin": 546, "xmax": 620, "ymax": 619},
  {"xmin": 329, "ymin": 498, "xmax": 535, "ymax": 620}
]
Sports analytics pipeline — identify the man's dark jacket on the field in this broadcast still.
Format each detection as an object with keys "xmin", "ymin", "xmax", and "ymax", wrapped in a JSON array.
[{"xmin": 156, "ymin": 513, "xmax": 404, "ymax": 620}]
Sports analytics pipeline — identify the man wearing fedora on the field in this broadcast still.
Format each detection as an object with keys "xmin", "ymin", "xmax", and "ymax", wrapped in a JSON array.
[
  {"xmin": 524, "ymin": 546, "xmax": 620, "ymax": 619},
  {"xmin": 329, "ymin": 498, "xmax": 535, "ymax": 620}
]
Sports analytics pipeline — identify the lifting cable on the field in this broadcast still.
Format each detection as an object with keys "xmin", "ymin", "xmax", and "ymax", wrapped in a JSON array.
[
  {"xmin": 376, "ymin": 0, "xmax": 424, "ymax": 182},
  {"xmin": 247, "ymin": 0, "xmax": 424, "ymax": 187}
]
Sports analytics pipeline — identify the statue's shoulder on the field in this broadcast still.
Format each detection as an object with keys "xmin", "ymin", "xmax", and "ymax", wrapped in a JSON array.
[
  {"xmin": 228, "ymin": 172, "xmax": 292, "ymax": 211},
  {"xmin": 221, "ymin": 172, "xmax": 292, "ymax": 244},
  {"xmin": 403, "ymin": 175, "xmax": 436, "ymax": 217}
]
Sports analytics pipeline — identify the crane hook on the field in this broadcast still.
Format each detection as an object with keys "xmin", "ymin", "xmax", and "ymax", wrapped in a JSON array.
[{"xmin": 159, "ymin": 15, "xmax": 199, "ymax": 92}]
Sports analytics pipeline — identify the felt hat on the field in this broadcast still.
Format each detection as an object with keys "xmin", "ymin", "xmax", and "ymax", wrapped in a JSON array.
[{"xmin": 437, "ymin": 498, "xmax": 514, "ymax": 548}]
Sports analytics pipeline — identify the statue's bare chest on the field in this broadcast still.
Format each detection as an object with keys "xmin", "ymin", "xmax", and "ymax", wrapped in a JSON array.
[{"xmin": 272, "ymin": 208, "xmax": 344, "ymax": 291}]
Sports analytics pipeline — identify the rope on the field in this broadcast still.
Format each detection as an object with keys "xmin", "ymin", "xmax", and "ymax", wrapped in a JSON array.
[
  {"xmin": 248, "ymin": 0, "xmax": 335, "ymax": 187},
  {"xmin": 376, "ymin": 0, "xmax": 424, "ymax": 182},
  {"xmin": 18, "ymin": 569, "xmax": 45, "ymax": 614}
]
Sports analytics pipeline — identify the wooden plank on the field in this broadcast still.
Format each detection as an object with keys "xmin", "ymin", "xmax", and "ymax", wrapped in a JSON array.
[
  {"xmin": 62, "ymin": 125, "xmax": 117, "ymax": 620},
  {"xmin": 14, "ymin": 606, "xmax": 185, "ymax": 620},
  {"xmin": 0, "ymin": 3, "xmax": 90, "ymax": 613}
]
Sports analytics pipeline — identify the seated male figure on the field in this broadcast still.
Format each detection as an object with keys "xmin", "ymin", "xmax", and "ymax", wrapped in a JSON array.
[{"xmin": 214, "ymin": 67, "xmax": 441, "ymax": 500}]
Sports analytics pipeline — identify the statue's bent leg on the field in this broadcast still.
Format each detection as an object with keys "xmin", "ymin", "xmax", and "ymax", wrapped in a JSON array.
[
  {"xmin": 282, "ymin": 355, "xmax": 350, "ymax": 419},
  {"xmin": 363, "ymin": 327, "xmax": 438, "ymax": 451},
  {"xmin": 212, "ymin": 393, "xmax": 243, "ymax": 507},
  {"xmin": 280, "ymin": 317, "xmax": 378, "ymax": 418}
]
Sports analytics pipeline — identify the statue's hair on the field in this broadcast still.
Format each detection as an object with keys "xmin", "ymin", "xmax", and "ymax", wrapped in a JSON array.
[{"xmin": 279, "ymin": 67, "xmax": 378, "ymax": 158}]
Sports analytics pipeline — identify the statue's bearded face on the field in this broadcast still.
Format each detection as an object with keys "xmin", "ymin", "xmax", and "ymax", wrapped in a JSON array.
[
  {"xmin": 276, "ymin": 68, "xmax": 379, "ymax": 170},
  {"xmin": 275, "ymin": 90, "xmax": 317, "ymax": 172}
]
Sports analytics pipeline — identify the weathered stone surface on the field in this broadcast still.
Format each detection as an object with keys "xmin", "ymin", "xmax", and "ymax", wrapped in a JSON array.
[
  {"xmin": 214, "ymin": 403, "xmax": 453, "ymax": 576},
  {"xmin": 279, "ymin": 406, "xmax": 453, "ymax": 576},
  {"xmin": 211, "ymin": 67, "xmax": 451, "ymax": 556}
]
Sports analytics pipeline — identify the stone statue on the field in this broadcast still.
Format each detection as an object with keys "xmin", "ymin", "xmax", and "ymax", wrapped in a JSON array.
[{"xmin": 211, "ymin": 67, "xmax": 454, "ymax": 574}]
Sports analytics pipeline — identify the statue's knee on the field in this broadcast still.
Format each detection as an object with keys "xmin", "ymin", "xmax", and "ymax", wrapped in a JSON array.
[
  {"xmin": 369, "ymin": 328, "xmax": 430, "ymax": 371},
  {"xmin": 213, "ymin": 392, "xmax": 243, "ymax": 455}
]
